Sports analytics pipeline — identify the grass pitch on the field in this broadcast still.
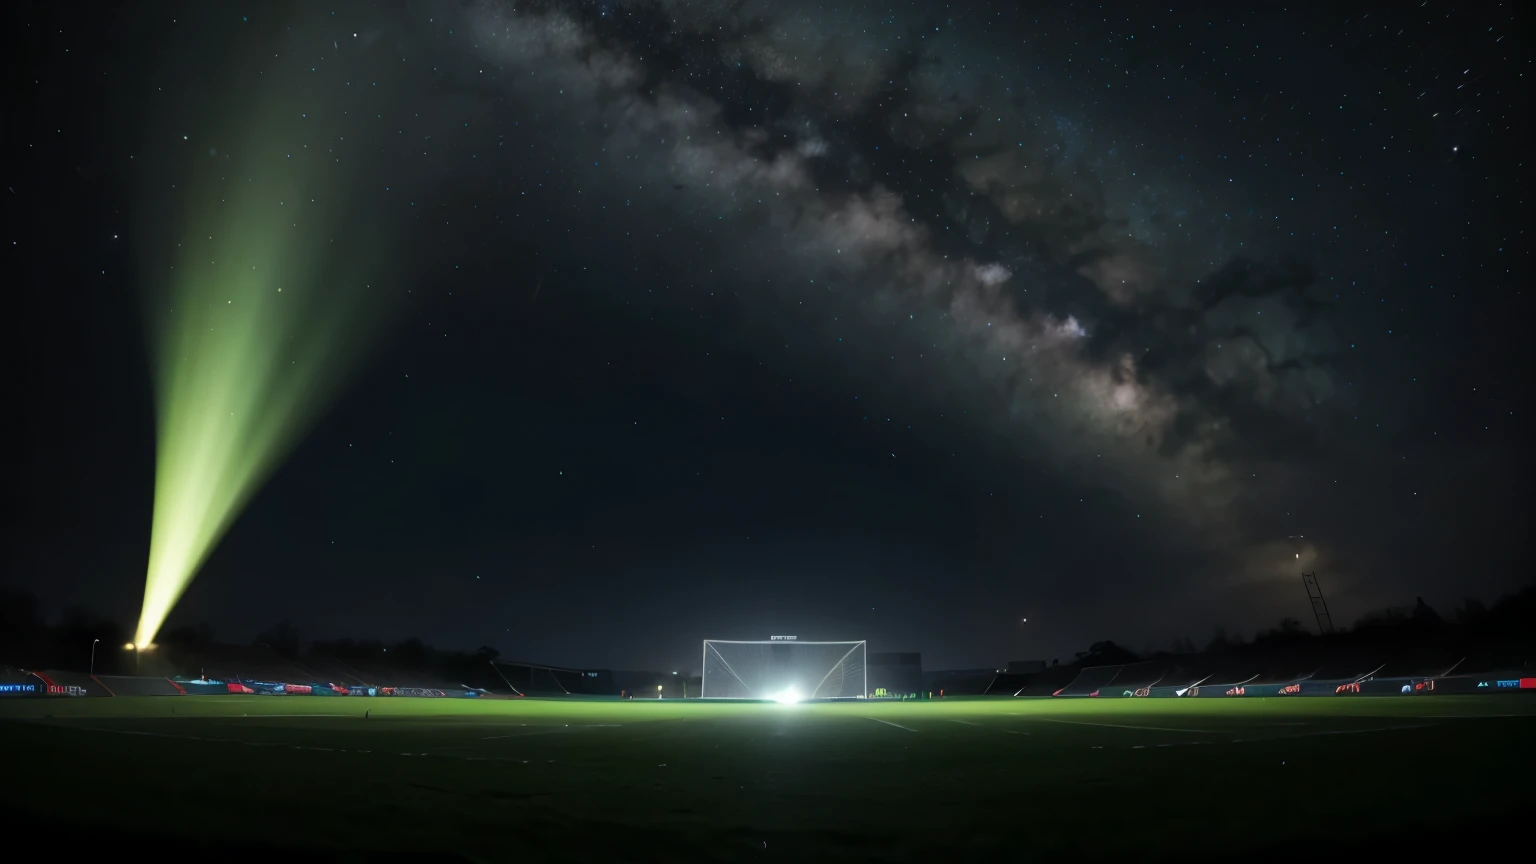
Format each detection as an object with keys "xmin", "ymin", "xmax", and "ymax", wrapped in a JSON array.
[{"xmin": 2, "ymin": 695, "xmax": 1531, "ymax": 862}]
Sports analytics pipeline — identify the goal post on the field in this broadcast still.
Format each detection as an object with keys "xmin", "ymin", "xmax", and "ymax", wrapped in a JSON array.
[
  {"xmin": 700, "ymin": 639, "xmax": 867, "ymax": 700},
  {"xmin": 490, "ymin": 659, "xmax": 588, "ymax": 696}
]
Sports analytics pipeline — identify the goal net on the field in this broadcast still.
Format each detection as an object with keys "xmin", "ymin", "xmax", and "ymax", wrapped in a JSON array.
[
  {"xmin": 490, "ymin": 660, "xmax": 589, "ymax": 696},
  {"xmin": 701, "ymin": 640, "xmax": 867, "ymax": 700}
]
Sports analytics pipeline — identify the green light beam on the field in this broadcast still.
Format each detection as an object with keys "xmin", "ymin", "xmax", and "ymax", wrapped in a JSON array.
[{"xmin": 136, "ymin": 40, "xmax": 395, "ymax": 646}]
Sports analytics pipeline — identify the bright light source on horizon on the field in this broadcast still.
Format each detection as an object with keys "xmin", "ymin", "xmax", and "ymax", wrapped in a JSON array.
[
  {"xmin": 774, "ymin": 687, "xmax": 802, "ymax": 704},
  {"xmin": 123, "ymin": 643, "xmax": 136, "ymax": 651}
]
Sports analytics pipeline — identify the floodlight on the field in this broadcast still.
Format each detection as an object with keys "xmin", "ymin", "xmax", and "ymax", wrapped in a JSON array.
[
  {"xmin": 123, "ymin": 642, "xmax": 137, "ymax": 651},
  {"xmin": 774, "ymin": 688, "xmax": 802, "ymax": 704}
]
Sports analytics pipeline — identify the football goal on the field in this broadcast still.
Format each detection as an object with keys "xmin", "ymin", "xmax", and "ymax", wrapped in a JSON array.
[
  {"xmin": 701, "ymin": 639, "xmax": 867, "ymax": 700},
  {"xmin": 490, "ymin": 659, "xmax": 590, "ymax": 696}
]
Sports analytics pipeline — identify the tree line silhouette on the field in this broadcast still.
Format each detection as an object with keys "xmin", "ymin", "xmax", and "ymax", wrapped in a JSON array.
[
  {"xmin": 1070, "ymin": 587, "xmax": 1534, "ymax": 670},
  {"xmin": 3, "ymin": 584, "xmax": 1532, "ymax": 681}
]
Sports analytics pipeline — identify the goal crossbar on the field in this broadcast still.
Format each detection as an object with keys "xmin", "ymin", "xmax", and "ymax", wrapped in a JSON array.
[
  {"xmin": 703, "ymin": 640, "xmax": 869, "ymax": 645},
  {"xmin": 699, "ymin": 639, "xmax": 867, "ymax": 700}
]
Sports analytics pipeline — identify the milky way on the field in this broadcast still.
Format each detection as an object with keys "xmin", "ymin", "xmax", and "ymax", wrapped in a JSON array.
[{"xmin": 461, "ymin": 2, "xmax": 1359, "ymax": 595}]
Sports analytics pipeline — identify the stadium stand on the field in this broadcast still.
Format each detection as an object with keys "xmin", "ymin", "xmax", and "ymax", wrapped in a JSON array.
[
  {"xmin": 1, "ymin": 666, "xmax": 37, "ymax": 684},
  {"xmin": 611, "ymin": 670, "xmax": 701, "ymax": 699},
  {"xmin": 1451, "ymin": 653, "xmax": 1532, "ymax": 677},
  {"xmin": 982, "ymin": 672, "xmax": 1030, "ymax": 695},
  {"xmin": 1010, "ymin": 664, "xmax": 1080, "ymax": 697},
  {"xmin": 1371, "ymin": 656, "xmax": 1465, "ymax": 679},
  {"xmin": 333, "ymin": 657, "xmax": 460, "ymax": 690},
  {"xmin": 29, "ymin": 670, "xmax": 111, "ymax": 696},
  {"xmin": 1307, "ymin": 659, "xmax": 1381, "ymax": 681},
  {"xmin": 294, "ymin": 655, "xmax": 372, "ymax": 687},
  {"xmin": 94, "ymin": 675, "xmax": 185, "ymax": 696},
  {"xmin": 984, "ymin": 665, "xmax": 1087, "ymax": 696},
  {"xmin": 1053, "ymin": 661, "xmax": 1167, "ymax": 697},
  {"xmin": 1148, "ymin": 658, "xmax": 1301, "ymax": 696},
  {"xmin": 924, "ymin": 668, "xmax": 998, "ymax": 696},
  {"xmin": 161, "ymin": 643, "xmax": 314, "ymax": 683},
  {"xmin": 1105, "ymin": 662, "xmax": 1182, "ymax": 696},
  {"xmin": 0, "ymin": 667, "xmax": 43, "ymax": 697},
  {"xmin": 1025, "ymin": 649, "xmax": 1532, "ymax": 698},
  {"xmin": 1242, "ymin": 662, "xmax": 1321, "ymax": 685},
  {"xmin": 1141, "ymin": 667, "xmax": 1205, "ymax": 697},
  {"xmin": 492, "ymin": 659, "xmax": 594, "ymax": 696}
]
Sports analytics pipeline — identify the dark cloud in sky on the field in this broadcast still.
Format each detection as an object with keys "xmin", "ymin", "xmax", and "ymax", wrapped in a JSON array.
[{"xmin": 7, "ymin": 1, "xmax": 1528, "ymax": 671}]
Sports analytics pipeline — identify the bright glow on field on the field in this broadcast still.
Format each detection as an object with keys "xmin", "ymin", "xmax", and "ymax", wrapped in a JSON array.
[
  {"xmin": 133, "ymin": 28, "xmax": 397, "ymax": 647},
  {"xmin": 774, "ymin": 688, "xmax": 802, "ymax": 704}
]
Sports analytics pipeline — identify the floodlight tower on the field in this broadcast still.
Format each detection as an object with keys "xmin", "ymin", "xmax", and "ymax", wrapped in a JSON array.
[
  {"xmin": 1288, "ymin": 534, "xmax": 1335, "ymax": 636},
  {"xmin": 1301, "ymin": 572, "xmax": 1336, "ymax": 635}
]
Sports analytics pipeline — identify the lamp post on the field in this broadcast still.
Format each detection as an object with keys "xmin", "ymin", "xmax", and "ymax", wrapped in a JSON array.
[{"xmin": 89, "ymin": 638, "xmax": 100, "ymax": 676}]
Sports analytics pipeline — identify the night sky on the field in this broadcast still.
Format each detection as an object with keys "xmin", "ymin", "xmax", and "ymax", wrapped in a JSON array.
[{"xmin": 6, "ymin": 2, "xmax": 1529, "ymax": 672}]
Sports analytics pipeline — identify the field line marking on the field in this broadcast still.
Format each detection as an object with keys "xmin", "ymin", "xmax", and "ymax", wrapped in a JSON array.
[
  {"xmin": 865, "ymin": 717, "xmax": 918, "ymax": 732},
  {"xmin": 203, "ymin": 714, "xmax": 353, "ymax": 719},
  {"xmin": 944, "ymin": 717, "xmax": 1031, "ymax": 734},
  {"xmin": 1232, "ymin": 723, "xmax": 1435, "ymax": 744},
  {"xmin": 19, "ymin": 713, "xmax": 354, "ymax": 720},
  {"xmin": 1408, "ymin": 714, "xmax": 1529, "ymax": 720},
  {"xmin": 479, "ymin": 724, "xmax": 623, "ymax": 740},
  {"xmin": 1029, "ymin": 717, "xmax": 1234, "ymax": 734},
  {"xmin": 480, "ymin": 730, "xmax": 573, "ymax": 740},
  {"xmin": 7, "ymin": 721, "xmax": 534, "ymax": 765}
]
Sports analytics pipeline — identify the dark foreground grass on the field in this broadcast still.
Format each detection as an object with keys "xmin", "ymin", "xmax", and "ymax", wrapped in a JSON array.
[{"xmin": 2, "ymin": 695, "xmax": 1531, "ymax": 862}]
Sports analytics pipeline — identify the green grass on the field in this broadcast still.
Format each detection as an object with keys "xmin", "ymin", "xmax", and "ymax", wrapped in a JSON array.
[{"xmin": 2, "ymin": 695, "xmax": 1532, "ymax": 862}]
